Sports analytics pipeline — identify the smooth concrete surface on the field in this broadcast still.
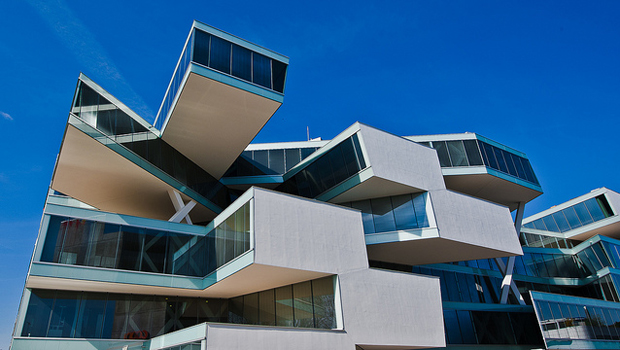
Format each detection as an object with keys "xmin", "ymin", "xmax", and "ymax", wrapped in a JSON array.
[{"xmin": 253, "ymin": 187, "xmax": 369, "ymax": 275}]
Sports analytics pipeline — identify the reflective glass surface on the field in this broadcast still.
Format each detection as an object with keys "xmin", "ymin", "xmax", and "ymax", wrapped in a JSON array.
[
  {"xmin": 224, "ymin": 147, "xmax": 320, "ymax": 177},
  {"xmin": 21, "ymin": 276, "xmax": 336, "ymax": 339},
  {"xmin": 533, "ymin": 293, "xmax": 620, "ymax": 343},
  {"xmin": 278, "ymin": 134, "xmax": 366, "ymax": 198},
  {"xmin": 340, "ymin": 192, "xmax": 429, "ymax": 234},
  {"xmin": 39, "ymin": 202, "xmax": 251, "ymax": 277},
  {"xmin": 523, "ymin": 195, "xmax": 614, "ymax": 233}
]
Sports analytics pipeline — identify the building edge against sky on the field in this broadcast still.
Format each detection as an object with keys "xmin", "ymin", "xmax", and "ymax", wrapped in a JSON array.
[{"xmin": 10, "ymin": 20, "xmax": 620, "ymax": 350}]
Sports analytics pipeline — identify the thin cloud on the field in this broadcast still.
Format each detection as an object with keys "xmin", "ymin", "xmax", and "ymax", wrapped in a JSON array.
[
  {"xmin": 25, "ymin": 0, "xmax": 154, "ymax": 120},
  {"xmin": 0, "ymin": 111, "xmax": 13, "ymax": 121}
]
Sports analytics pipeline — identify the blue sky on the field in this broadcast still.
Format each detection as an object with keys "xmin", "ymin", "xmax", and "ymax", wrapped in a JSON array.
[{"xmin": 1, "ymin": 0, "xmax": 620, "ymax": 347}]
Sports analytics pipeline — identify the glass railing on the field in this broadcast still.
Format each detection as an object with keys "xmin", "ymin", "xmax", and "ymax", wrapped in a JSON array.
[{"xmin": 39, "ymin": 202, "xmax": 251, "ymax": 277}]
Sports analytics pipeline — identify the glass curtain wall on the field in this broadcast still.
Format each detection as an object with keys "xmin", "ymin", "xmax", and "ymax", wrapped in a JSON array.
[
  {"xmin": 191, "ymin": 28, "xmax": 287, "ymax": 93},
  {"xmin": 39, "ymin": 202, "xmax": 251, "ymax": 277},
  {"xmin": 224, "ymin": 147, "xmax": 320, "ymax": 177},
  {"xmin": 421, "ymin": 139, "xmax": 539, "ymax": 186},
  {"xmin": 339, "ymin": 193, "xmax": 429, "ymax": 234},
  {"xmin": 20, "ymin": 276, "xmax": 336, "ymax": 340},
  {"xmin": 523, "ymin": 195, "xmax": 614, "ymax": 233},
  {"xmin": 278, "ymin": 134, "xmax": 366, "ymax": 198}
]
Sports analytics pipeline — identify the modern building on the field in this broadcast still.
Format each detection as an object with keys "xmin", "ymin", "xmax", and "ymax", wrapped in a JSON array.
[{"xmin": 9, "ymin": 20, "xmax": 620, "ymax": 350}]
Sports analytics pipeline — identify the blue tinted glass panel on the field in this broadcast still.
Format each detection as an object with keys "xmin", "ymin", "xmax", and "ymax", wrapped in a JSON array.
[
  {"xmin": 371, "ymin": 197, "xmax": 396, "ymax": 232},
  {"xmin": 253, "ymin": 53, "xmax": 271, "ymax": 89},
  {"xmin": 193, "ymin": 30, "xmax": 210, "ymax": 66},
  {"xmin": 552, "ymin": 212, "xmax": 571, "ymax": 232},
  {"xmin": 481, "ymin": 142, "xmax": 498, "ymax": 169},
  {"xmin": 574, "ymin": 202, "xmax": 594, "ymax": 225},
  {"xmin": 392, "ymin": 194, "xmax": 418, "ymax": 230},
  {"xmin": 493, "ymin": 147, "xmax": 509, "ymax": 173},
  {"xmin": 412, "ymin": 193, "xmax": 429, "ymax": 227},
  {"xmin": 563, "ymin": 207, "xmax": 582, "ymax": 229},
  {"xmin": 585, "ymin": 198, "xmax": 606, "ymax": 222},
  {"xmin": 542, "ymin": 216, "xmax": 560, "ymax": 232},
  {"xmin": 209, "ymin": 36, "xmax": 231, "ymax": 74},
  {"xmin": 232, "ymin": 44, "xmax": 251, "ymax": 81}
]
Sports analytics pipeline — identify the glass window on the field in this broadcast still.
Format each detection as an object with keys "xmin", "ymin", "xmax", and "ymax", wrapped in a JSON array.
[
  {"xmin": 463, "ymin": 140, "xmax": 483, "ymax": 166},
  {"xmin": 243, "ymin": 293, "xmax": 259, "ymax": 325},
  {"xmin": 21, "ymin": 289, "xmax": 55, "ymax": 337},
  {"xmin": 493, "ymin": 147, "xmax": 509, "ymax": 173},
  {"xmin": 47, "ymin": 291, "xmax": 81, "ymax": 338},
  {"xmin": 285, "ymin": 148, "xmax": 301, "ymax": 172},
  {"xmin": 231, "ymin": 44, "xmax": 251, "ymax": 81},
  {"xmin": 259, "ymin": 290, "xmax": 276, "ymax": 326},
  {"xmin": 272, "ymin": 59, "xmax": 287, "ymax": 93},
  {"xmin": 552, "ymin": 212, "xmax": 571, "ymax": 233},
  {"xmin": 75, "ymin": 293, "xmax": 107, "ymax": 338},
  {"xmin": 447, "ymin": 141, "xmax": 468, "ymax": 166},
  {"xmin": 209, "ymin": 36, "xmax": 231, "ymax": 74},
  {"xmin": 193, "ymin": 29, "xmax": 210, "ymax": 66},
  {"xmin": 253, "ymin": 53, "xmax": 271, "ymax": 89},
  {"xmin": 312, "ymin": 277, "xmax": 336, "ymax": 329},
  {"xmin": 275, "ymin": 285, "xmax": 294, "ymax": 327},
  {"xmin": 563, "ymin": 207, "xmax": 582, "ymax": 230},
  {"xmin": 433, "ymin": 141, "xmax": 451, "ymax": 167},
  {"xmin": 293, "ymin": 281, "xmax": 314, "ymax": 327},
  {"xmin": 542, "ymin": 216, "xmax": 560, "ymax": 233},
  {"xmin": 371, "ymin": 197, "xmax": 396, "ymax": 232},
  {"xmin": 585, "ymin": 198, "xmax": 606, "ymax": 222},
  {"xmin": 574, "ymin": 202, "xmax": 594, "ymax": 226},
  {"xmin": 392, "ymin": 194, "xmax": 418, "ymax": 230}
]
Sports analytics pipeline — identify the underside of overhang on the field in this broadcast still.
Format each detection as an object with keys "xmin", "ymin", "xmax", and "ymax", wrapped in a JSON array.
[
  {"xmin": 26, "ymin": 264, "xmax": 330, "ymax": 299},
  {"xmin": 443, "ymin": 173, "xmax": 542, "ymax": 211},
  {"xmin": 161, "ymin": 72, "xmax": 282, "ymax": 179},
  {"xmin": 367, "ymin": 236, "xmax": 521, "ymax": 266},
  {"xmin": 328, "ymin": 175, "xmax": 425, "ymax": 203},
  {"xmin": 51, "ymin": 125, "xmax": 216, "ymax": 222}
]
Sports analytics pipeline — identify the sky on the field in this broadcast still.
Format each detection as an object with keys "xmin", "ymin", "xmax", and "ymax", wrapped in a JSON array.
[{"xmin": 1, "ymin": 0, "xmax": 619, "ymax": 348}]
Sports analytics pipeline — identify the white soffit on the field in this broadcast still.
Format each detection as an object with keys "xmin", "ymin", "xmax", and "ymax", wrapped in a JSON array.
[
  {"xmin": 51, "ymin": 125, "xmax": 216, "ymax": 222},
  {"xmin": 161, "ymin": 73, "xmax": 282, "ymax": 179}
]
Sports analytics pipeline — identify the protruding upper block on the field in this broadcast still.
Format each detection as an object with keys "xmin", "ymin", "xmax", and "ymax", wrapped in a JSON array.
[
  {"xmin": 154, "ymin": 21, "xmax": 289, "ymax": 179},
  {"xmin": 522, "ymin": 188, "xmax": 620, "ymax": 242},
  {"xmin": 407, "ymin": 133, "xmax": 543, "ymax": 210}
]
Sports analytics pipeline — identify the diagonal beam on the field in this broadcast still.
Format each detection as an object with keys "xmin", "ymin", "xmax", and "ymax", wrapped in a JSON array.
[
  {"xmin": 168, "ymin": 190, "xmax": 195, "ymax": 224},
  {"xmin": 497, "ymin": 201, "xmax": 527, "ymax": 305}
]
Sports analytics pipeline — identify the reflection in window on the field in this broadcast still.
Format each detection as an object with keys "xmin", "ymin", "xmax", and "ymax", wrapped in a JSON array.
[
  {"xmin": 523, "ymin": 195, "xmax": 614, "ymax": 233},
  {"xmin": 39, "ymin": 202, "xmax": 251, "ymax": 277},
  {"xmin": 278, "ymin": 134, "xmax": 366, "ymax": 198},
  {"xmin": 22, "ymin": 276, "xmax": 336, "ymax": 340},
  {"xmin": 341, "ymin": 192, "xmax": 429, "ymax": 234}
]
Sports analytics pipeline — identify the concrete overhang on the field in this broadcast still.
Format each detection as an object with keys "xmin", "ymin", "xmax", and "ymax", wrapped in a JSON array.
[
  {"xmin": 441, "ymin": 167, "xmax": 543, "ymax": 211},
  {"xmin": 366, "ymin": 236, "xmax": 521, "ymax": 266},
  {"xmin": 161, "ymin": 70, "xmax": 282, "ymax": 179},
  {"xmin": 51, "ymin": 124, "xmax": 217, "ymax": 222}
]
